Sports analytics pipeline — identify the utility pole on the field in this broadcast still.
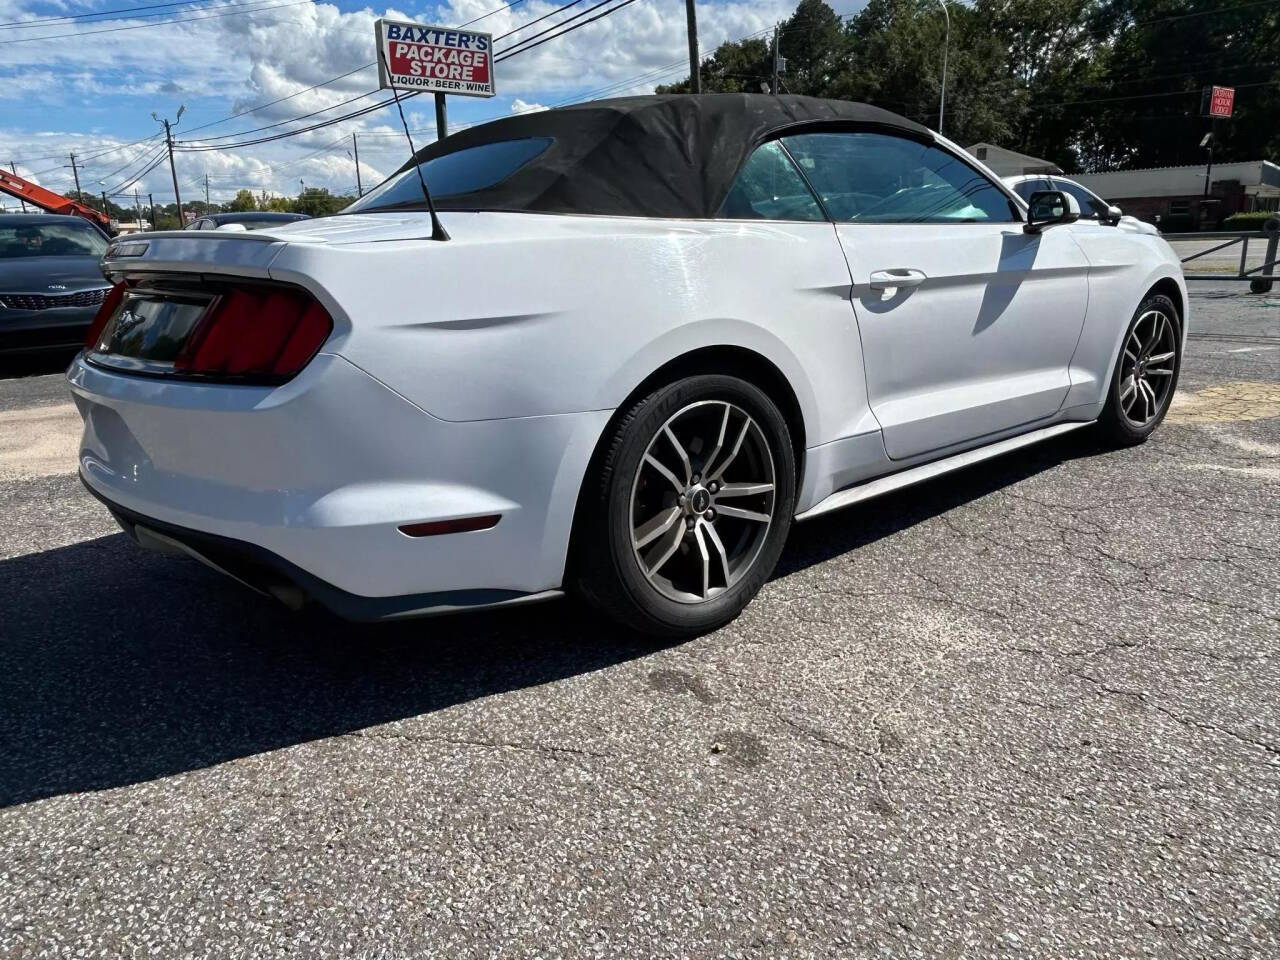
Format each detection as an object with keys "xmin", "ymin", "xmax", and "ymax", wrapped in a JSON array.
[
  {"xmin": 434, "ymin": 94, "xmax": 448, "ymax": 140},
  {"xmin": 149, "ymin": 192, "xmax": 156, "ymax": 232},
  {"xmin": 685, "ymin": 0, "xmax": 700, "ymax": 93},
  {"xmin": 101, "ymin": 190, "xmax": 109, "ymax": 215},
  {"xmin": 134, "ymin": 188, "xmax": 143, "ymax": 229},
  {"xmin": 771, "ymin": 25, "xmax": 779, "ymax": 94},
  {"xmin": 153, "ymin": 106, "xmax": 185, "ymax": 227},
  {"xmin": 69, "ymin": 153, "xmax": 82, "ymax": 202},
  {"xmin": 935, "ymin": 0, "xmax": 950, "ymax": 134},
  {"xmin": 10, "ymin": 163, "xmax": 27, "ymax": 211},
  {"xmin": 204, "ymin": 172, "xmax": 210, "ymax": 206},
  {"xmin": 353, "ymin": 132, "xmax": 363, "ymax": 196}
]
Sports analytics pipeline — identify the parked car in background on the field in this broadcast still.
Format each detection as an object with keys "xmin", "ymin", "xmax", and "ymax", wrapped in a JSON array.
[
  {"xmin": 1004, "ymin": 174, "xmax": 1160, "ymax": 235},
  {"xmin": 185, "ymin": 211, "xmax": 309, "ymax": 231},
  {"xmin": 0, "ymin": 214, "xmax": 112, "ymax": 354},
  {"xmin": 72, "ymin": 95, "xmax": 1186, "ymax": 636}
]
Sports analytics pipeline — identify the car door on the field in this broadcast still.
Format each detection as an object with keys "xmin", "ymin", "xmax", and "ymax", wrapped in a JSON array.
[{"xmin": 782, "ymin": 131, "xmax": 1091, "ymax": 461}]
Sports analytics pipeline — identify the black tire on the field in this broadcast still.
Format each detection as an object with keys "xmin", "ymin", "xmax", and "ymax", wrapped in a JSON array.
[
  {"xmin": 1096, "ymin": 292, "xmax": 1182, "ymax": 447},
  {"xmin": 573, "ymin": 374, "xmax": 796, "ymax": 637}
]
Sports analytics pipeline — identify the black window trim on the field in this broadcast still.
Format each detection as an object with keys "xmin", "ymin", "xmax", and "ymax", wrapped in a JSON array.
[{"xmin": 1050, "ymin": 176, "xmax": 1109, "ymax": 220}]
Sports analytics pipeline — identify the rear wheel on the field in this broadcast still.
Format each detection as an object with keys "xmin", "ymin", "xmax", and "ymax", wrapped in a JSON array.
[
  {"xmin": 574, "ymin": 374, "xmax": 796, "ymax": 637},
  {"xmin": 1096, "ymin": 293, "xmax": 1181, "ymax": 447}
]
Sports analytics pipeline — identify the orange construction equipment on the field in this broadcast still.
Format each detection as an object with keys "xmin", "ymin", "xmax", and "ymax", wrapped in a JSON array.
[{"xmin": 0, "ymin": 167, "xmax": 114, "ymax": 233}]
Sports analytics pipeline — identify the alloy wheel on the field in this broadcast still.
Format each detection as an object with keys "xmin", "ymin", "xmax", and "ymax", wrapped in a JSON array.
[
  {"xmin": 1119, "ymin": 308, "xmax": 1177, "ymax": 427},
  {"xmin": 628, "ymin": 400, "xmax": 777, "ymax": 604}
]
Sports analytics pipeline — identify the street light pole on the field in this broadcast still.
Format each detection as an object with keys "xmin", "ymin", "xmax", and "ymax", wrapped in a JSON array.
[{"xmin": 936, "ymin": 0, "xmax": 949, "ymax": 135}]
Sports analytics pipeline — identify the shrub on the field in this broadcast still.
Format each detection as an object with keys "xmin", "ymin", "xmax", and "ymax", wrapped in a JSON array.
[{"xmin": 1224, "ymin": 211, "xmax": 1279, "ymax": 230}]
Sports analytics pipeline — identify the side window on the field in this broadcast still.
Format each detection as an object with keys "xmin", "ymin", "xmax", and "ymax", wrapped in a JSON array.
[
  {"xmin": 1011, "ymin": 178, "xmax": 1051, "ymax": 203},
  {"xmin": 782, "ymin": 132, "xmax": 1017, "ymax": 224},
  {"xmin": 717, "ymin": 140, "xmax": 825, "ymax": 222},
  {"xmin": 1053, "ymin": 179, "xmax": 1111, "ymax": 220}
]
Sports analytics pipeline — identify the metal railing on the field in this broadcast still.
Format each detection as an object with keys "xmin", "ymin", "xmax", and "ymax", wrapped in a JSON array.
[{"xmin": 1163, "ymin": 216, "xmax": 1279, "ymax": 293}]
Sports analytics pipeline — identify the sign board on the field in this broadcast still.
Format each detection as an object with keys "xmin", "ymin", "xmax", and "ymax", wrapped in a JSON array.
[
  {"xmin": 375, "ymin": 19, "xmax": 495, "ymax": 98},
  {"xmin": 1206, "ymin": 85, "xmax": 1235, "ymax": 118}
]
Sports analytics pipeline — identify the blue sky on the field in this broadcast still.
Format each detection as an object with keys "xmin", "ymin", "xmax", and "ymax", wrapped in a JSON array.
[{"xmin": 0, "ymin": 0, "xmax": 864, "ymax": 207}]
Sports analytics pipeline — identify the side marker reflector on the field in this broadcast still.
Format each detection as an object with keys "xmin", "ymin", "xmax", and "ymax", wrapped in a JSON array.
[{"xmin": 398, "ymin": 515, "xmax": 501, "ymax": 538}]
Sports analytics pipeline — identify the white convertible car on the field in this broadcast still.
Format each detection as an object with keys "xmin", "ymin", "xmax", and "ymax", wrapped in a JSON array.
[{"xmin": 71, "ymin": 95, "xmax": 1186, "ymax": 636}]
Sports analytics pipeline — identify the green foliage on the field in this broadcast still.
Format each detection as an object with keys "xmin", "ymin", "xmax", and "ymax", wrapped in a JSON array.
[
  {"xmin": 1223, "ymin": 211, "xmax": 1280, "ymax": 230},
  {"xmin": 293, "ymin": 187, "xmax": 349, "ymax": 217},
  {"xmin": 227, "ymin": 189, "xmax": 258, "ymax": 212},
  {"xmin": 656, "ymin": 0, "xmax": 1280, "ymax": 171}
]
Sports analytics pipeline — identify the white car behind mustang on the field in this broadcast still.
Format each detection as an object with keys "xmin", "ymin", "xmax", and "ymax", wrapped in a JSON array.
[{"xmin": 70, "ymin": 94, "xmax": 1186, "ymax": 637}]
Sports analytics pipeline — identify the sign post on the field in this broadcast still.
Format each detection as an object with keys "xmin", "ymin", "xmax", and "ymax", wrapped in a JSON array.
[
  {"xmin": 375, "ymin": 19, "xmax": 496, "ymax": 140},
  {"xmin": 1199, "ymin": 86, "xmax": 1235, "ymax": 198}
]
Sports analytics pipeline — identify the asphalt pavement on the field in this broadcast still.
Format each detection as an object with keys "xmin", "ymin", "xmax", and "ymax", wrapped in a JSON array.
[{"xmin": 1, "ymin": 283, "xmax": 1278, "ymax": 958}]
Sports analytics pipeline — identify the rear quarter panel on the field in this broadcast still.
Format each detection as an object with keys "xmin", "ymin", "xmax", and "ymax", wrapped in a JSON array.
[{"xmin": 266, "ymin": 212, "xmax": 871, "ymax": 447}]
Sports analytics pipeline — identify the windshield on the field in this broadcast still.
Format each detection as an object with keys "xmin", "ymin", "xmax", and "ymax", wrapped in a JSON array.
[
  {"xmin": 0, "ymin": 221, "xmax": 108, "ymax": 258},
  {"xmin": 345, "ymin": 137, "xmax": 553, "ymax": 213}
]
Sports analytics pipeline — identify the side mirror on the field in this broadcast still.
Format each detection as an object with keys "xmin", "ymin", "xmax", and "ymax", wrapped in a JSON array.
[
  {"xmin": 1106, "ymin": 204, "xmax": 1123, "ymax": 225},
  {"xmin": 1025, "ymin": 190, "xmax": 1081, "ymax": 233}
]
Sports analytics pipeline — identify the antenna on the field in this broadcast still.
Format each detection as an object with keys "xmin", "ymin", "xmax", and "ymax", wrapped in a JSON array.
[{"xmin": 377, "ymin": 48, "xmax": 449, "ymax": 241}]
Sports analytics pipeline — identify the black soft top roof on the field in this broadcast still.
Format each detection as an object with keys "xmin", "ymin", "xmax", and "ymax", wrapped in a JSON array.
[{"xmin": 399, "ymin": 94, "xmax": 932, "ymax": 219}]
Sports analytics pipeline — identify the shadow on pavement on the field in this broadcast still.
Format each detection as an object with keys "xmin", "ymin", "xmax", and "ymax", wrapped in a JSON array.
[
  {"xmin": 0, "ymin": 428, "xmax": 1106, "ymax": 808},
  {"xmin": 0, "ymin": 348, "xmax": 79, "ymax": 381}
]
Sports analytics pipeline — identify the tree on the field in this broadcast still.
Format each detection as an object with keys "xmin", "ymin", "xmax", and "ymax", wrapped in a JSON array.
[
  {"xmin": 227, "ymin": 189, "xmax": 258, "ymax": 212},
  {"xmin": 650, "ymin": 0, "xmax": 1279, "ymax": 174},
  {"xmin": 1090, "ymin": 0, "xmax": 1280, "ymax": 169},
  {"xmin": 977, "ymin": 0, "xmax": 1112, "ymax": 172},
  {"xmin": 657, "ymin": 37, "xmax": 772, "ymax": 94}
]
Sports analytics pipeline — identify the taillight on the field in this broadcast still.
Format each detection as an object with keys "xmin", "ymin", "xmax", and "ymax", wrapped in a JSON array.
[
  {"xmin": 84, "ymin": 281, "xmax": 126, "ymax": 348},
  {"xmin": 174, "ymin": 286, "xmax": 332, "ymax": 379}
]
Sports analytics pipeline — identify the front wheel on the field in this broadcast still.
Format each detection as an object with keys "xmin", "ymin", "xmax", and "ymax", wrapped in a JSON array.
[
  {"xmin": 574, "ymin": 374, "xmax": 796, "ymax": 637},
  {"xmin": 1096, "ymin": 293, "xmax": 1182, "ymax": 447}
]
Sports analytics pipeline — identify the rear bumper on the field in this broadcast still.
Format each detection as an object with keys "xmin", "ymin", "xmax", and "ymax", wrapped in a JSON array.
[
  {"xmin": 68, "ymin": 352, "xmax": 610, "ymax": 608},
  {"xmin": 84, "ymin": 478, "xmax": 562, "ymax": 620}
]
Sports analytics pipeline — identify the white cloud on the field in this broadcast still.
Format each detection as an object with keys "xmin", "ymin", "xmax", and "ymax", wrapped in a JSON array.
[{"xmin": 0, "ymin": 0, "xmax": 796, "ymax": 202}]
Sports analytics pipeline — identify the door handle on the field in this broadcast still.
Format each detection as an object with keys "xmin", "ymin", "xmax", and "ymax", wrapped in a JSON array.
[{"xmin": 869, "ymin": 268, "xmax": 927, "ymax": 291}]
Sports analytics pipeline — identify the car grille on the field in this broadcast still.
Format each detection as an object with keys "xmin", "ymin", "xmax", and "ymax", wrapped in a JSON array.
[{"xmin": 0, "ymin": 288, "xmax": 109, "ymax": 311}]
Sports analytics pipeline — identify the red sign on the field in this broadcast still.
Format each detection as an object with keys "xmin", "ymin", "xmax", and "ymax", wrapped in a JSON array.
[
  {"xmin": 1208, "ymin": 86, "xmax": 1235, "ymax": 118},
  {"xmin": 375, "ymin": 20, "xmax": 495, "ymax": 98}
]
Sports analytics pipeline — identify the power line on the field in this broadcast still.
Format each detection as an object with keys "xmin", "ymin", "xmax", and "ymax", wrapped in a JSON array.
[
  {"xmin": 178, "ymin": 7, "xmax": 778, "ymax": 155},
  {"xmin": 0, "ymin": 0, "xmax": 228, "ymax": 31},
  {"xmin": 175, "ymin": 0, "xmax": 621, "ymax": 152},
  {"xmin": 92, "ymin": 141, "xmax": 168, "ymax": 183},
  {"xmin": 104, "ymin": 149, "xmax": 170, "ymax": 195},
  {"xmin": 0, "ymin": 0, "xmax": 315, "ymax": 45},
  {"xmin": 174, "ymin": 0, "xmax": 612, "ymax": 149},
  {"xmin": 459, "ymin": 0, "xmax": 530, "ymax": 27},
  {"xmin": 1134, "ymin": 0, "xmax": 1279, "ymax": 27},
  {"xmin": 181, "ymin": 64, "xmax": 376, "ymax": 135},
  {"xmin": 119, "ymin": 0, "xmax": 546, "ymax": 144},
  {"xmin": 181, "ymin": 89, "xmax": 381, "ymax": 143}
]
